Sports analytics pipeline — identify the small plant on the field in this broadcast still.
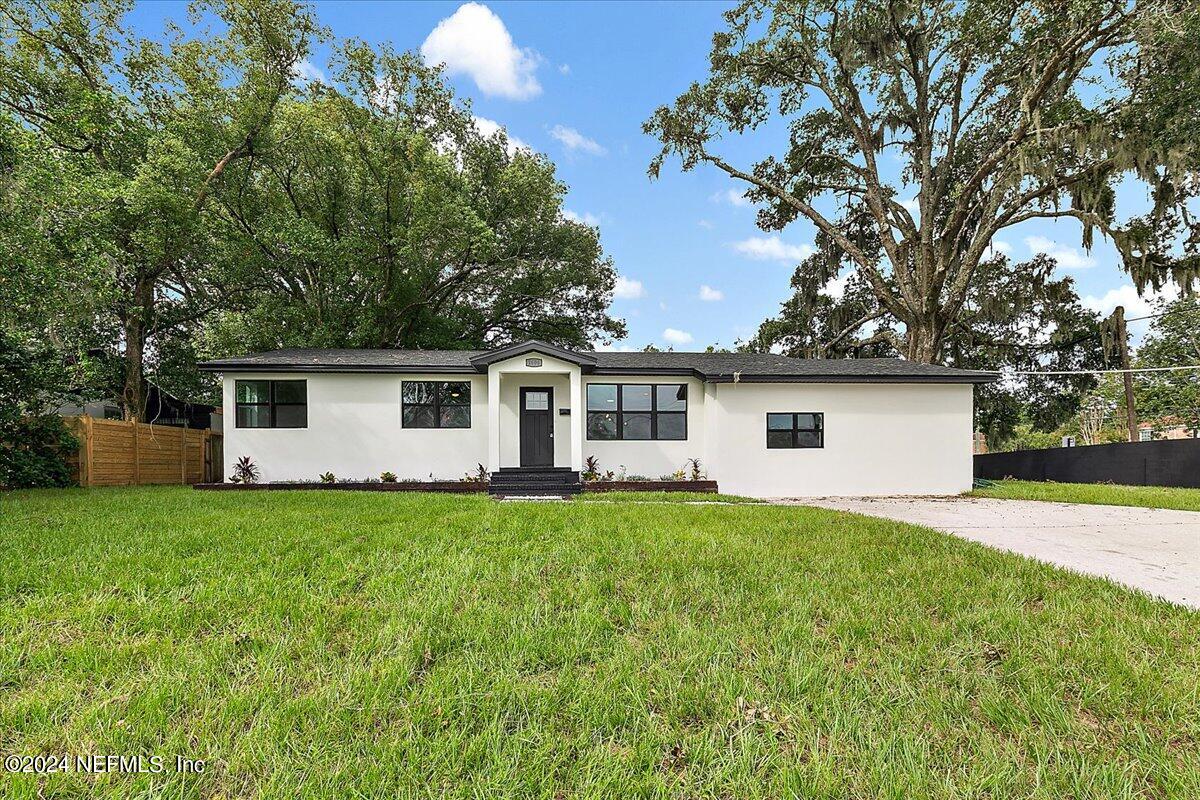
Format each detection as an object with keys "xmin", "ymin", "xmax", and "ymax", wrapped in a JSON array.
[
  {"xmin": 686, "ymin": 458, "xmax": 704, "ymax": 481},
  {"xmin": 230, "ymin": 456, "xmax": 259, "ymax": 484},
  {"xmin": 319, "ymin": 471, "xmax": 336, "ymax": 484},
  {"xmin": 462, "ymin": 463, "xmax": 489, "ymax": 484},
  {"xmin": 362, "ymin": 476, "xmax": 381, "ymax": 484},
  {"xmin": 380, "ymin": 471, "xmax": 398, "ymax": 483},
  {"xmin": 582, "ymin": 455, "xmax": 601, "ymax": 482},
  {"xmin": 667, "ymin": 469, "xmax": 686, "ymax": 481}
]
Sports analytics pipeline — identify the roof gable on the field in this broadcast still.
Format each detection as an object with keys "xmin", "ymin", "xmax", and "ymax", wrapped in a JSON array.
[{"xmin": 468, "ymin": 340, "xmax": 597, "ymax": 368}]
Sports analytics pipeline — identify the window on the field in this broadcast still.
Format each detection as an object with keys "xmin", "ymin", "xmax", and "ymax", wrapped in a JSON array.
[
  {"xmin": 587, "ymin": 383, "xmax": 687, "ymax": 440},
  {"xmin": 235, "ymin": 380, "xmax": 307, "ymax": 428},
  {"xmin": 402, "ymin": 381, "xmax": 471, "ymax": 428},
  {"xmin": 766, "ymin": 413, "xmax": 823, "ymax": 449},
  {"xmin": 1139, "ymin": 428, "xmax": 1153, "ymax": 442}
]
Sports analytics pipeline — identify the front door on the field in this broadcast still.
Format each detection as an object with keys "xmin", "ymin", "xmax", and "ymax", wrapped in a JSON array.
[{"xmin": 520, "ymin": 387, "xmax": 554, "ymax": 467}]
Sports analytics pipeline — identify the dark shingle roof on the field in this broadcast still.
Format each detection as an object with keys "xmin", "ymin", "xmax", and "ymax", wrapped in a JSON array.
[{"xmin": 199, "ymin": 345, "xmax": 996, "ymax": 384}]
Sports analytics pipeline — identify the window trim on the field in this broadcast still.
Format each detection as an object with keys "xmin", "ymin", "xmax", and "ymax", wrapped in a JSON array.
[
  {"xmin": 234, "ymin": 379, "xmax": 307, "ymax": 429},
  {"xmin": 766, "ymin": 412, "xmax": 824, "ymax": 449},
  {"xmin": 586, "ymin": 383, "xmax": 688, "ymax": 441},
  {"xmin": 401, "ymin": 380, "xmax": 472, "ymax": 429}
]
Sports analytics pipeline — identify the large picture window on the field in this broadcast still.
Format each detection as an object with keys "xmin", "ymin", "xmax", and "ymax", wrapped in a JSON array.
[
  {"xmin": 402, "ymin": 381, "xmax": 471, "ymax": 428},
  {"xmin": 235, "ymin": 380, "xmax": 307, "ymax": 429},
  {"xmin": 766, "ymin": 413, "xmax": 824, "ymax": 449},
  {"xmin": 587, "ymin": 383, "xmax": 687, "ymax": 440}
]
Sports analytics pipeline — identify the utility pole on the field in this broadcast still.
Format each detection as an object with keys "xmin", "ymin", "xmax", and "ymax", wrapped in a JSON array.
[{"xmin": 1113, "ymin": 306, "xmax": 1138, "ymax": 442}]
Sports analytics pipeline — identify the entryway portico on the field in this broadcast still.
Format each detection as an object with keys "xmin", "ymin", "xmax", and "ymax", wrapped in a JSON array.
[{"xmin": 470, "ymin": 342, "xmax": 590, "ymax": 473}]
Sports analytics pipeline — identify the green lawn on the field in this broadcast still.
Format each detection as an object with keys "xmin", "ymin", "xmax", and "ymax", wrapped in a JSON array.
[
  {"xmin": 2, "ymin": 487, "xmax": 1197, "ymax": 799},
  {"xmin": 972, "ymin": 478, "xmax": 1200, "ymax": 512}
]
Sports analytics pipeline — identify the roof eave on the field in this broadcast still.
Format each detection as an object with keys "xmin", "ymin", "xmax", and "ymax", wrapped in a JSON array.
[
  {"xmin": 197, "ymin": 362, "xmax": 480, "ymax": 374},
  {"xmin": 705, "ymin": 372, "xmax": 999, "ymax": 384}
]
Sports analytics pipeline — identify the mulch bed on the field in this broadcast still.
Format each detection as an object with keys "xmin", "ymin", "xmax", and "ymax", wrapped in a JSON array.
[{"xmin": 193, "ymin": 481, "xmax": 487, "ymax": 493}]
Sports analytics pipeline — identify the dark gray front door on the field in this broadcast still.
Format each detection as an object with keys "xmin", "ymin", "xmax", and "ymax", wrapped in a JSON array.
[{"xmin": 520, "ymin": 387, "xmax": 554, "ymax": 467}]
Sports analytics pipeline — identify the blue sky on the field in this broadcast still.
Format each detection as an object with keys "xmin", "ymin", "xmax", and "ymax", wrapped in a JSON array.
[{"xmin": 129, "ymin": 1, "xmax": 1174, "ymax": 349}]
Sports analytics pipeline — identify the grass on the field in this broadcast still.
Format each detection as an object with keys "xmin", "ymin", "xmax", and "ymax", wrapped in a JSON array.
[
  {"xmin": 1, "ymin": 487, "xmax": 1197, "ymax": 799},
  {"xmin": 972, "ymin": 478, "xmax": 1200, "ymax": 512}
]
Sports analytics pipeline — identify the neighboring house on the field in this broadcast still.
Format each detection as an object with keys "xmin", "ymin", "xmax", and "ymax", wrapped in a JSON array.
[
  {"xmin": 1138, "ymin": 417, "xmax": 1198, "ymax": 441},
  {"xmin": 199, "ymin": 340, "xmax": 996, "ymax": 498},
  {"xmin": 56, "ymin": 383, "xmax": 220, "ymax": 430}
]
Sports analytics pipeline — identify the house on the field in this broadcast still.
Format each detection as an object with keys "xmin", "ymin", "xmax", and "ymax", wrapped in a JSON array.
[
  {"xmin": 199, "ymin": 340, "xmax": 996, "ymax": 498},
  {"xmin": 56, "ymin": 382, "xmax": 222, "ymax": 430},
  {"xmin": 1138, "ymin": 417, "xmax": 1199, "ymax": 442}
]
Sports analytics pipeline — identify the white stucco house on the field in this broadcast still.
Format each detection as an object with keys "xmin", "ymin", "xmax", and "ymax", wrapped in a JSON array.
[{"xmin": 200, "ymin": 340, "xmax": 996, "ymax": 498}]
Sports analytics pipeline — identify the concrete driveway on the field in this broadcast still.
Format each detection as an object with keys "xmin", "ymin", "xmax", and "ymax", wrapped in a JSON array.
[{"xmin": 793, "ymin": 496, "xmax": 1200, "ymax": 609}]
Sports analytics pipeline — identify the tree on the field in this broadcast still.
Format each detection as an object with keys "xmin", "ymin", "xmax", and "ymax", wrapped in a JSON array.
[
  {"xmin": 749, "ymin": 247, "xmax": 1106, "ymax": 444},
  {"xmin": 205, "ymin": 44, "xmax": 624, "ymax": 352},
  {"xmin": 646, "ymin": 0, "xmax": 1200, "ymax": 363},
  {"xmin": 0, "ymin": 0, "xmax": 321, "ymax": 419},
  {"xmin": 1135, "ymin": 297, "xmax": 1200, "ymax": 431}
]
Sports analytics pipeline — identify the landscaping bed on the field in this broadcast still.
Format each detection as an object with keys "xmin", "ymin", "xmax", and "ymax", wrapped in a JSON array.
[
  {"xmin": 581, "ymin": 479, "xmax": 718, "ymax": 493},
  {"xmin": 193, "ymin": 481, "xmax": 487, "ymax": 493}
]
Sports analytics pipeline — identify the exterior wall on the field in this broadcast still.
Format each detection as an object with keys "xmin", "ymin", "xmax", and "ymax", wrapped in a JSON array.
[
  {"xmin": 222, "ymin": 372, "xmax": 488, "ymax": 482},
  {"xmin": 582, "ymin": 376, "xmax": 706, "ymax": 479},
  {"xmin": 708, "ymin": 382, "xmax": 974, "ymax": 498},
  {"xmin": 222, "ymin": 366, "xmax": 975, "ymax": 495}
]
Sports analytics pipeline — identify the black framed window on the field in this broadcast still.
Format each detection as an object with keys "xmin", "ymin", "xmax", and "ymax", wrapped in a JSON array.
[
  {"xmin": 235, "ymin": 380, "xmax": 307, "ymax": 429},
  {"xmin": 402, "ymin": 381, "xmax": 471, "ymax": 428},
  {"xmin": 587, "ymin": 383, "xmax": 687, "ymax": 440},
  {"xmin": 766, "ymin": 413, "xmax": 823, "ymax": 449}
]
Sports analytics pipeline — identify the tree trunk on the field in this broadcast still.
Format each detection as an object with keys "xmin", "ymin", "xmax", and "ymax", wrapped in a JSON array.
[
  {"xmin": 904, "ymin": 315, "xmax": 946, "ymax": 364},
  {"xmin": 121, "ymin": 277, "xmax": 155, "ymax": 422}
]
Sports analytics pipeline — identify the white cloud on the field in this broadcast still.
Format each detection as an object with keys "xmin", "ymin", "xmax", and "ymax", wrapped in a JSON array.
[
  {"xmin": 821, "ymin": 272, "xmax": 852, "ymax": 300},
  {"xmin": 730, "ymin": 236, "xmax": 815, "ymax": 263},
  {"xmin": 1082, "ymin": 283, "xmax": 1180, "ymax": 344},
  {"xmin": 710, "ymin": 188, "xmax": 750, "ymax": 207},
  {"xmin": 421, "ymin": 3, "xmax": 541, "ymax": 100},
  {"xmin": 558, "ymin": 63, "xmax": 571, "ymax": 75},
  {"xmin": 1024, "ymin": 235, "xmax": 1095, "ymax": 270},
  {"xmin": 548, "ymin": 125, "xmax": 606, "ymax": 155},
  {"xmin": 472, "ymin": 115, "xmax": 528, "ymax": 153},
  {"xmin": 662, "ymin": 328, "xmax": 694, "ymax": 346},
  {"xmin": 697, "ymin": 219, "xmax": 713, "ymax": 229},
  {"xmin": 292, "ymin": 58, "xmax": 326, "ymax": 86},
  {"xmin": 563, "ymin": 209, "xmax": 600, "ymax": 226},
  {"xmin": 698, "ymin": 285, "xmax": 724, "ymax": 302},
  {"xmin": 612, "ymin": 275, "xmax": 644, "ymax": 299}
]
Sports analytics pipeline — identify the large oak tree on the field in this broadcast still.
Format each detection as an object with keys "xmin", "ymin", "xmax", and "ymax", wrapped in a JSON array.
[
  {"xmin": 0, "ymin": 0, "xmax": 320, "ymax": 419},
  {"xmin": 646, "ymin": 0, "xmax": 1200, "ymax": 363}
]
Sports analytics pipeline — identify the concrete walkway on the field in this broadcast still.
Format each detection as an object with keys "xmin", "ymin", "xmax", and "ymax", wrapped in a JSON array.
[{"xmin": 788, "ymin": 496, "xmax": 1200, "ymax": 609}]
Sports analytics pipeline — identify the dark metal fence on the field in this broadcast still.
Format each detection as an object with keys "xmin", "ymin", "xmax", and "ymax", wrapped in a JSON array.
[{"xmin": 974, "ymin": 438, "xmax": 1200, "ymax": 488}]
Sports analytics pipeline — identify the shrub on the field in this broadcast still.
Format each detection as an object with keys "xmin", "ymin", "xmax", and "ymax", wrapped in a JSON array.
[
  {"xmin": 229, "ymin": 456, "xmax": 259, "ymax": 484},
  {"xmin": 1, "ymin": 331, "xmax": 79, "ymax": 489},
  {"xmin": 462, "ymin": 463, "xmax": 489, "ymax": 484},
  {"xmin": 686, "ymin": 458, "xmax": 705, "ymax": 481},
  {"xmin": 380, "ymin": 471, "xmax": 398, "ymax": 483},
  {"xmin": 0, "ymin": 415, "xmax": 77, "ymax": 489},
  {"xmin": 319, "ymin": 471, "xmax": 336, "ymax": 484},
  {"xmin": 582, "ymin": 455, "xmax": 601, "ymax": 482}
]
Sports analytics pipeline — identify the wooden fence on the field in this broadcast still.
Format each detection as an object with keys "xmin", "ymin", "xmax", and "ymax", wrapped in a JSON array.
[{"xmin": 65, "ymin": 416, "xmax": 223, "ymax": 487}]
